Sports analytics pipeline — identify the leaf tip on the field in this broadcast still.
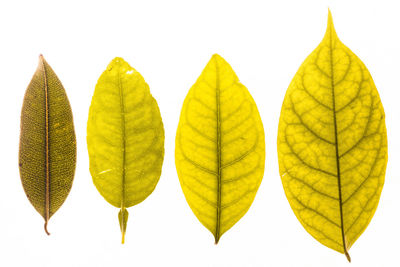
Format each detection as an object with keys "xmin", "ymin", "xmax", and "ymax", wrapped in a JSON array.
[
  {"xmin": 111, "ymin": 57, "xmax": 128, "ymax": 67},
  {"xmin": 327, "ymin": 8, "xmax": 333, "ymax": 27},
  {"xmin": 38, "ymin": 54, "xmax": 46, "ymax": 67},
  {"xmin": 211, "ymin": 53, "xmax": 225, "ymax": 65},
  {"xmin": 325, "ymin": 8, "xmax": 337, "ymax": 39},
  {"xmin": 209, "ymin": 53, "xmax": 230, "ymax": 72},
  {"xmin": 112, "ymin": 56, "xmax": 125, "ymax": 63},
  {"xmin": 211, "ymin": 53, "xmax": 222, "ymax": 59},
  {"xmin": 327, "ymin": 8, "xmax": 332, "ymax": 20},
  {"xmin": 107, "ymin": 57, "xmax": 131, "ymax": 72}
]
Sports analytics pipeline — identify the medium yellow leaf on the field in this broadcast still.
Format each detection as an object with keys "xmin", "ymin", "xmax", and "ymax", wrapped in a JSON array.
[
  {"xmin": 19, "ymin": 55, "xmax": 76, "ymax": 235},
  {"xmin": 87, "ymin": 57, "xmax": 164, "ymax": 243},
  {"xmin": 277, "ymin": 11, "xmax": 387, "ymax": 261},
  {"xmin": 175, "ymin": 54, "xmax": 265, "ymax": 243}
]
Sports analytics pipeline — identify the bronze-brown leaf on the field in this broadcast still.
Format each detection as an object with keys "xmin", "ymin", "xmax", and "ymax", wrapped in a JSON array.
[{"xmin": 19, "ymin": 55, "xmax": 76, "ymax": 235}]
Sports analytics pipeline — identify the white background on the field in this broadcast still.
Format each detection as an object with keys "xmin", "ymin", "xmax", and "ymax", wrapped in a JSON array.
[{"xmin": 0, "ymin": 0, "xmax": 398, "ymax": 266}]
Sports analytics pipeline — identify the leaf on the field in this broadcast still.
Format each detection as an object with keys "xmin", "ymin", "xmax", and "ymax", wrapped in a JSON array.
[
  {"xmin": 277, "ymin": 11, "xmax": 387, "ymax": 261},
  {"xmin": 19, "ymin": 55, "xmax": 77, "ymax": 235},
  {"xmin": 87, "ymin": 57, "xmax": 164, "ymax": 243},
  {"xmin": 175, "ymin": 54, "xmax": 265, "ymax": 243}
]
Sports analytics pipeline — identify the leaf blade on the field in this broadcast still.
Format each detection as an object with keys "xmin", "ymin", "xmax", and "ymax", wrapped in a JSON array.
[
  {"xmin": 19, "ymin": 55, "xmax": 76, "ymax": 234},
  {"xmin": 175, "ymin": 54, "xmax": 265, "ymax": 243},
  {"xmin": 87, "ymin": 57, "xmax": 164, "ymax": 242},
  {"xmin": 277, "ymin": 11, "xmax": 387, "ymax": 260}
]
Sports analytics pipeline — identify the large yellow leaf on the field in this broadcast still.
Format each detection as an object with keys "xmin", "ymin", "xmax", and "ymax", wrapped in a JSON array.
[
  {"xmin": 175, "ymin": 54, "xmax": 265, "ymax": 243},
  {"xmin": 19, "ymin": 55, "xmax": 76, "ymax": 235},
  {"xmin": 277, "ymin": 11, "xmax": 387, "ymax": 261},
  {"xmin": 87, "ymin": 57, "xmax": 164, "ymax": 243}
]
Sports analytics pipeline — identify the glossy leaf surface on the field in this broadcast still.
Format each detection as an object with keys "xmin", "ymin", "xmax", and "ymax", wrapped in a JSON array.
[
  {"xmin": 19, "ymin": 55, "xmax": 76, "ymax": 234},
  {"xmin": 277, "ymin": 11, "xmax": 387, "ymax": 261},
  {"xmin": 175, "ymin": 54, "xmax": 265, "ymax": 243},
  {"xmin": 87, "ymin": 57, "xmax": 164, "ymax": 243}
]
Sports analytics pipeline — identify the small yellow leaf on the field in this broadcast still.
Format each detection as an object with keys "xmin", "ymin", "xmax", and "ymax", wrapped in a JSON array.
[
  {"xmin": 175, "ymin": 54, "xmax": 265, "ymax": 243},
  {"xmin": 87, "ymin": 57, "xmax": 164, "ymax": 243},
  {"xmin": 277, "ymin": 11, "xmax": 387, "ymax": 261},
  {"xmin": 19, "ymin": 55, "xmax": 77, "ymax": 235}
]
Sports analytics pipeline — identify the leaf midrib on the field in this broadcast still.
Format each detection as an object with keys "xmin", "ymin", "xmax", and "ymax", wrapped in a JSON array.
[
  {"xmin": 215, "ymin": 58, "xmax": 222, "ymax": 244},
  {"xmin": 328, "ymin": 26, "xmax": 350, "ymax": 261},
  {"xmin": 41, "ymin": 57, "xmax": 51, "ymax": 235},
  {"xmin": 117, "ymin": 66, "xmax": 127, "ymax": 210}
]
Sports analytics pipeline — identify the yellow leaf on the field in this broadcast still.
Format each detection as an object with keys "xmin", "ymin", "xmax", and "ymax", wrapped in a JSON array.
[
  {"xmin": 19, "ymin": 55, "xmax": 76, "ymax": 235},
  {"xmin": 277, "ymin": 11, "xmax": 387, "ymax": 261},
  {"xmin": 87, "ymin": 57, "xmax": 164, "ymax": 243},
  {"xmin": 175, "ymin": 54, "xmax": 265, "ymax": 243}
]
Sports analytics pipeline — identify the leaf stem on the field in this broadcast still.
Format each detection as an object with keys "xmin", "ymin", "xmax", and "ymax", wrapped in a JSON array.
[{"xmin": 44, "ymin": 221, "xmax": 50, "ymax": 235}]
